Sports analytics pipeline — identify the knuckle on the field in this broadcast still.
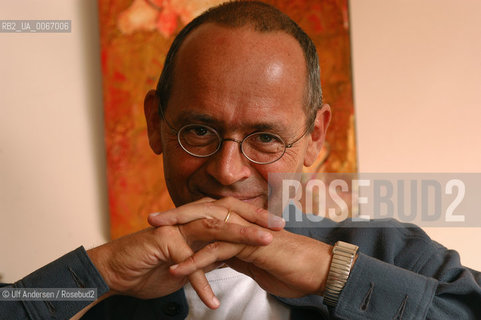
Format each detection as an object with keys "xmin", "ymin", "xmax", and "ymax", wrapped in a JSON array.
[
  {"xmin": 202, "ymin": 218, "xmax": 222, "ymax": 229},
  {"xmin": 254, "ymin": 207, "xmax": 267, "ymax": 222},
  {"xmin": 186, "ymin": 255, "xmax": 197, "ymax": 266},
  {"xmin": 201, "ymin": 280, "xmax": 212, "ymax": 292},
  {"xmin": 239, "ymin": 226, "xmax": 249, "ymax": 237},
  {"xmin": 256, "ymin": 207, "xmax": 267, "ymax": 216},
  {"xmin": 206, "ymin": 242, "xmax": 221, "ymax": 251},
  {"xmin": 203, "ymin": 202, "xmax": 215, "ymax": 210}
]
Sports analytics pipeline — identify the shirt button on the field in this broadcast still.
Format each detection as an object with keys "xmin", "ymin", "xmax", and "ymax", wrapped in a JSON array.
[{"xmin": 162, "ymin": 302, "xmax": 181, "ymax": 316}]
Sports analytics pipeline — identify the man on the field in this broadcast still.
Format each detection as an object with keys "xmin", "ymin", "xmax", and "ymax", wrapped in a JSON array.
[{"xmin": 2, "ymin": 2, "xmax": 480, "ymax": 319}]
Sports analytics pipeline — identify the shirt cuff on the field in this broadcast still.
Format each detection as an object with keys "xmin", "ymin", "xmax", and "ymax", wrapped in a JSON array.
[
  {"xmin": 335, "ymin": 252, "xmax": 438, "ymax": 320},
  {"xmin": 14, "ymin": 246, "xmax": 109, "ymax": 319}
]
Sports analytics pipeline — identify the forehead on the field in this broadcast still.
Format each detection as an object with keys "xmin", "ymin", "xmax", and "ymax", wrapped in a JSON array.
[{"xmin": 167, "ymin": 23, "xmax": 307, "ymax": 130}]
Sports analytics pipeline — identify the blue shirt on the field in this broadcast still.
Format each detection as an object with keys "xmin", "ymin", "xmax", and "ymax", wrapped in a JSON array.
[{"xmin": 2, "ymin": 218, "xmax": 480, "ymax": 319}]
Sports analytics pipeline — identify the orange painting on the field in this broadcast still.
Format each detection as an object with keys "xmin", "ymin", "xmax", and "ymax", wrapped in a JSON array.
[{"xmin": 98, "ymin": 0, "xmax": 357, "ymax": 239}]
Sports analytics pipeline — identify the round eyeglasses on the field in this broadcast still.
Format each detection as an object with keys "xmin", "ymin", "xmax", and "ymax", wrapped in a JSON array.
[{"xmin": 159, "ymin": 108, "xmax": 311, "ymax": 164}]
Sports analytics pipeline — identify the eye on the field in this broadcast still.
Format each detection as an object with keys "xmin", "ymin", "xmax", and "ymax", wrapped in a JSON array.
[
  {"xmin": 258, "ymin": 133, "xmax": 274, "ymax": 143},
  {"xmin": 183, "ymin": 125, "xmax": 215, "ymax": 137},
  {"xmin": 252, "ymin": 133, "xmax": 283, "ymax": 145},
  {"xmin": 243, "ymin": 132, "xmax": 285, "ymax": 161},
  {"xmin": 180, "ymin": 124, "xmax": 219, "ymax": 148},
  {"xmin": 192, "ymin": 126, "xmax": 208, "ymax": 136},
  {"xmin": 245, "ymin": 132, "xmax": 284, "ymax": 150}
]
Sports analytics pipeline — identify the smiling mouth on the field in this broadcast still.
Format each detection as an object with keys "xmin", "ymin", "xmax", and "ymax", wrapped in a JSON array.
[{"xmin": 199, "ymin": 191, "xmax": 263, "ymax": 202}]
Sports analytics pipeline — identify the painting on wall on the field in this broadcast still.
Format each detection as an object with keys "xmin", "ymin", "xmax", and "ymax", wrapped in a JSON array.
[{"xmin": 98, "ymin": 0, "xmax": 357, "ymax": 239}]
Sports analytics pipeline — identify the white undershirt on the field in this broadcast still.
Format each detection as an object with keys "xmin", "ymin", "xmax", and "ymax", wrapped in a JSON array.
[{"xmin": 184, "ymin": 267, "xmax": 290, "ymax": 320}]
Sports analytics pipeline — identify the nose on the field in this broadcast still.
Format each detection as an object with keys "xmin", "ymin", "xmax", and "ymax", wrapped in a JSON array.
[{"xmin": 205, "ymin": 139, "xmax": 252, "ymax": 186}]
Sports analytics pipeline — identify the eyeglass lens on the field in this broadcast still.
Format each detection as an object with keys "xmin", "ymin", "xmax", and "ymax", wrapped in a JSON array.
[{"xmin": 178, "ymin": 124, "xmax": 286, "ymax": 163}]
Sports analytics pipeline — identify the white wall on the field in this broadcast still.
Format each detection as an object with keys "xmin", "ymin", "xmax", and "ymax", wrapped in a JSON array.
[
  {"xmin": 0, "ymin": 0, "xmax": 480, "ymax": 282},
  {"xmin": 350, "ymin": 0, "xmax": 481, "ymax": 270},
  {"xmin": 0, "ymin": 0, "xmax": 109, "ymax": 282}
]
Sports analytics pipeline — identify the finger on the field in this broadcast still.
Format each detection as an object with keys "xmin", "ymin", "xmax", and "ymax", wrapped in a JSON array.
[
  {"xmin": 188, "ymin": 270, "xmax": 220, "ymax": 309},
  {"xmin": 149, "ymin": 198, "xmax": 285, "ymax": 231},
  {"xmin": 181, "ymin": 218, "xmax": 273, "ymax": 246},
  {"xmin": 170, "ymin": 242, "xmax": 244, "ymax": 276},
  {"xmin": 203, "ymin": 261, "xmax": 225, "ymax": 273},
  {"xmin": 167, "ymin": 227, "xmax": 219, "ymax": 309},
  {"xmin": 190, "ymin": 197, "xmax": 216, "ymax": 204},
  {"xmin": 148, "ymin": 202, "xmax": 227, "ymax": 226},
  {"xmin": 214, "ymin": 197, "xmax": 285, "ymax": 230}
]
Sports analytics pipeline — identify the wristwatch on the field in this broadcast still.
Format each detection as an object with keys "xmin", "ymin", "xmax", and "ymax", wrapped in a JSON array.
[{"xmin": 323, "ymin": 241, "xmax": 359, "ymax": 307}]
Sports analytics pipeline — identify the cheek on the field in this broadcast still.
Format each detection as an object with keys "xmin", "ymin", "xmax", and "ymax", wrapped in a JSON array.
[
  {"xmin": 163, "ymin": 149, "xmax": 200, "ymax": 180},
  {"xmin": 162, "ymin": 150, "xmax": 207, "ymax": 206},
  {"xmin": 277, "ymin": 148, "xmax": 306, "ymax": 171},
  {"xmin": 253, "ymin": 153, "xmax": 304, "ymax": 183},
  {"xmin": 162, "ymin": 147, "xmax": 199, "ymax": 189}
]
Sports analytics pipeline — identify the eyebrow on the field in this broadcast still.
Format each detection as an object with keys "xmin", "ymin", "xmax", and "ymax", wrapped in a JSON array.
[
  {"xmin": 174, "ymin": 112, "xmax": 219, "ymax": 126},
  {"xmin": 173, "ymin": 111, "xmax": 287, "ymax": 133}
]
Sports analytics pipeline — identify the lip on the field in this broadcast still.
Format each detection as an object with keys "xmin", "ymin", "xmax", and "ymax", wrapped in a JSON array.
[{"xmin": 199, "ymin": 190, "xmax": 263, "ymax": 202}]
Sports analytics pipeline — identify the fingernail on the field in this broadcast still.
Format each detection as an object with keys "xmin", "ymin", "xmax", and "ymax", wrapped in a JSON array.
[
  {"xmin": 269, "ymin": 215, "xmax": 285, "ymax": 228},
  {"xmin": 212, "ymin": 296, "xmax": 220, "ymax": 308},
  {"xmin": 149, "ymin": 212, "xmax": 160, "ymax": 217},
  {"xmin": 257, "ymin": 230, "xmax": 272, "ymax": 242},
  {"xmin": 170, "ymin": 264, "xmax": 179, "ymax": 270}
]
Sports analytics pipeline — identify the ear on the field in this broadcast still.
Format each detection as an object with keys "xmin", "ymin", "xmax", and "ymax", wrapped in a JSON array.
[
  {"xmin": 144, "ymin": 89, "xmax": 163, "ymax": 155},
  {"xmin": 303, "ymin": 104, "xmax": 331, "ymax": 167}
]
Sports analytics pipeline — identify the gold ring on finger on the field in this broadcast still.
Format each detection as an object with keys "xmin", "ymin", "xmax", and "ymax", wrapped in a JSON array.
[{"xmin": 224, "ymin": 209, "xmax": 232, "ymax": 223}]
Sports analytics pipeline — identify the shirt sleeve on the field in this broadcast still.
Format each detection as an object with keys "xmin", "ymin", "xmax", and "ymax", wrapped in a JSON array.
[
  {"xmin": 282, "ymin": 218, "xmax": 481, "ymax": 319},
  {"xmin": 0, "ymin": 246, "xmax": 110, "ymax": 320},
  {"xmin": 332, "ymin": 221, "xmax": 481, "ymax": 319}
]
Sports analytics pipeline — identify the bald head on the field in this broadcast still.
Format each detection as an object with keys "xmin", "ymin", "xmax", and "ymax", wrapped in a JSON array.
[
  {"xmin": 170, "ymin": 23, "xmax": 306, "ymax": 114},
  {"xmin": 156, "ymin": 1, "xmax": 322, "ymax": 127}
]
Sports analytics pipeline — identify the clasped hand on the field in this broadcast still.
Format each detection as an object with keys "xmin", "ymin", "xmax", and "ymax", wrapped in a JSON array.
[
  {"xmin": 149, "ymin": 197, "xmax": 332, "ymax": 304},
  {"xmin": 88, "ymin": 197, "xmax": 331, "ymax": 310}
]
